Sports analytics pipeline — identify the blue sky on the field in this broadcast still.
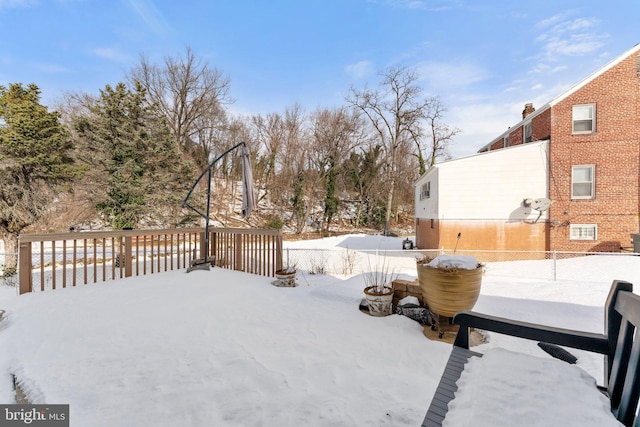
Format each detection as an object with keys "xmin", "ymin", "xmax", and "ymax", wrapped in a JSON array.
[{"xmin": 0, "ymin": 0, "xmax": 637, "ymax": 159}]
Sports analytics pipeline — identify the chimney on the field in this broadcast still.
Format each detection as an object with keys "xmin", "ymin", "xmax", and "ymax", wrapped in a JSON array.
[{"xmin": 522, "ymin": 103, "xmax": 535, "ymax": 119}]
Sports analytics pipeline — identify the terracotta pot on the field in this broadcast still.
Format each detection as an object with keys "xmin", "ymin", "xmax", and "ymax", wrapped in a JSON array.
[
  {"xmin": 417, "ymin": 264, "xmax": 482, "ymax": 317},
  {"xmin": 363, "ymin": 286, "xmax": 394, "ymax": 317}
]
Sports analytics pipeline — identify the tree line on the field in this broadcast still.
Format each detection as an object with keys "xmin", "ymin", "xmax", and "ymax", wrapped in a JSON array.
[{"xmin": 0, "ymin": 47, "xmax": 459, "ymax": 269}]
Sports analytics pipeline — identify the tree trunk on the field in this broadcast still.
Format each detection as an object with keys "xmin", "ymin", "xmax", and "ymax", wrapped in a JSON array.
[
  {"xmin": 384, "ymin": 175, "xmax": 395, "ymax": 236},
  {"xmin": 1, "ymin": 231, "xmax": 19, "ymax": 271},
  {"xmin": 355, "ymin": 202, "xmax": 362, "ymax": 228}
]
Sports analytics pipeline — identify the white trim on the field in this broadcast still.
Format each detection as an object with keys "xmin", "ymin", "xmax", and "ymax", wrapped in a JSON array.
[
  {"xmin": 551, "ymin": 43, "xmax": 640, "ymax": 106},
  {"xmin": 420, "ymin": 182, "xmax": 431, "ymax": 200},
  {"xmin": 571, "ymin": 164, "xmax": 595, "ymax": 199},
  {"xmin": 523, "ymin": 122, "xmax": 532, "ymax": 143},
  {"xmin": 572, "ymin": 104, "xmax": 596, "ymax": 134},
  {"xmin": 477, "ymin": 43, "xmax": 640, "ymax": 153},
  {"xmin": 570, "ymin": 224, "xmax": 597, "ymax": 241},
  {"xmin": 478, "ymin": 104, "xmax": 551, "ymax": 152}
]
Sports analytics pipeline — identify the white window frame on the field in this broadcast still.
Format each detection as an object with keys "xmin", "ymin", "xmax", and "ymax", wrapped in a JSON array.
[
  {"xmin": 571, "ymin": 164, "xmax": 595, "ymax": 199},
  {"xmin": 572, "ymin": 104, "xmax": 596, "ymax": 134},
  {"xmin": 420, "ymin": 182, "xmax": 431, "ymax": 200},
  {"xmin": 570, "ymin": 224, "xmax": 597, "ymax": 241},
  {"xmin": 523, "ymin": 122, "xmax": 532, "ymax": 143}
]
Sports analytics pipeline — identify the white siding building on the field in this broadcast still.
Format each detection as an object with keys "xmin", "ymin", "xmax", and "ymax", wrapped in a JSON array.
[{"xmin": 414, "ymin": 140, "xmax": 550, "ymax": 251}]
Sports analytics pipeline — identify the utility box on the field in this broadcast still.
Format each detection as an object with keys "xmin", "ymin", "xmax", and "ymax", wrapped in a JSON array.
[
  {"xmin": 632, "ymin": 233, "xmax": 640, "ymax": 252},
  {"xmin": 402, "ymin": 238, "xmax": 414, "ymax": 250}
]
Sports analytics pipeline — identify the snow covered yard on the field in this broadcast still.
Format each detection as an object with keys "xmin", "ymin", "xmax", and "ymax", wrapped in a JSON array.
[{"xmin": 1, "ymin": 234, "xmax": 639, "ymax": 426}]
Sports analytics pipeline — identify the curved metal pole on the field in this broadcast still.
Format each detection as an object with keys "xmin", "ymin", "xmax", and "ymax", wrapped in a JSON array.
[
  {"xmin": 203, "ymin": 165, "xmax": 213, "ymax": 263},
  {"xmin": 182, "ymin": 141, "xmax": 245, "ymax": 217},
  {"xmin": 182, "ymin": 141, "xmax": 246, "ymax": 266}
]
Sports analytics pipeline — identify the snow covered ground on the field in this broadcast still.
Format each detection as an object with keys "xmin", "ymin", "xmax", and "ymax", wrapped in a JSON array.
[{"xmin": 0, "ymin": 234, "xmax": 637, "ymax": 426}]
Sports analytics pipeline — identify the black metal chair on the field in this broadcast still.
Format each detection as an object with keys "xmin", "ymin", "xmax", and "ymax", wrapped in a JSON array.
[{"xmin": 423, "ymin": 280, "xmax": 639, "ymax": 427}]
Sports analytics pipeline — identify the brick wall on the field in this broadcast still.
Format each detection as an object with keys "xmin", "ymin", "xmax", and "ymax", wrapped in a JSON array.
[
  {"xmin": 531, "ymin": 108, "xmax": 551, "ymax": 142},
  {"xmin": 549, "ymin": 52, "xmax": 640, "ymax": 251},
  {"xmin": 488, "ymin": 140, "xmax": 503, "ymax": 150},
  {"xmin": 481, "ymin": 106, "xmax": 551, "ymax": 152},
  {"xmin": 392, "ymin": 279, "xmax": 424, "ymax": 307},
  {"xmin": 430, "ymin": 47, "xmax": 640, "ymax": 252},
  {"xmin": 509, "ymin": 124, "xmax": 524, "ymax": 146}
]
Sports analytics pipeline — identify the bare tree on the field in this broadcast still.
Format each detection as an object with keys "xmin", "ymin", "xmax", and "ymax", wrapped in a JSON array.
[
  {"xmin": 308, "ymin": 107, "xmax": 363, "ymax": 231},
  {"xmin": 425, "ymin": 96, "xmax": 460, "ymax": 168},
  {"xmin": 226, "ymin": 115, "xmax": 259, "ymax": 180},
  {"xmin": 251, "ymin": 112, "xmax": 287, "ymax": 204},
  {"xmin": 210, "ymin": 116, "xmax": 259, "ymax": 226},
  {"xmin": 347, "ymin": 66, "xmax": 430, "ymax": 235},
  {"xmin": 341, "ymin": 135, "xmax": 386, "ymax": 228},
  {"xmin": 250, "ymin": 104, "xmax": 310, "ymax": 226},
  {"xmin": 129, "ymin": 46, "xmax": 232, "ymax": 167}
]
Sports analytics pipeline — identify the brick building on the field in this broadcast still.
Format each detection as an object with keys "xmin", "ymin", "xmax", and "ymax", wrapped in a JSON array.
[{"xmin": 415, "ymin": 43, "xmax": 640, "ymax": 252}]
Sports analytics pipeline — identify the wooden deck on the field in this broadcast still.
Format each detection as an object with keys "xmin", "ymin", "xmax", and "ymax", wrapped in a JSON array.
[{"xmin": 422, "ymin": 346, "xmax": 481, "ymax": 427}]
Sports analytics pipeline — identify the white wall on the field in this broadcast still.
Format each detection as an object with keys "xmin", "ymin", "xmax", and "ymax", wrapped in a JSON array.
[
  {"xmin": 415, "ymin": 168, "xmax": 439, "ymax": 218},
  {"xmin": 415, "ymin": 141, "xmax": 549, "ymax": 221}
]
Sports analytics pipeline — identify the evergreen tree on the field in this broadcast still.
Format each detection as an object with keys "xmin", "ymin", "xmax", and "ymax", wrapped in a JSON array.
[
  {"xmin": 0, "ymin": 83, "xmax": 80, "ymax": 271},
  {"xmin": 74, "ymin": 82, "xmax": 194, "ymax": 229}
]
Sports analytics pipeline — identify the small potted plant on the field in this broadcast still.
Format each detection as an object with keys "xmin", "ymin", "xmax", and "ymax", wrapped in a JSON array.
[
  {"xmin": 362, "ymin": 255, "xmax": 398, "ymax": 317},
  {"xmin": 274, "ymin": 263, "xmax": 297, "ymax": 287},
  {"xmin": 273, "ymin": 249, "xmax": 297, "ymax": 287}
]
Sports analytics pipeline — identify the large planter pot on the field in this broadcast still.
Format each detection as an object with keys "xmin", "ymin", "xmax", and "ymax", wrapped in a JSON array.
[
  {"xmin": 363, "ymin": 286, "xmax": 394, "ymax": 317},
  {"xmin": 417, "ymin": 263, "xmax": 482, "ymax": 318},
  {"xmin": 273, "ymin": 269, "xmax": 297, "ymax": 287}
]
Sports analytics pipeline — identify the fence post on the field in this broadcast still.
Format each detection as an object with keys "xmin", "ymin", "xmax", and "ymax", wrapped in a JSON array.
[
  {"xmin": 553, "ymin": 250, "xmax": 557, "ymax": 281},
  {"xmin": 18, "ymin": 240, "xmax": 32, "ymax": 295},
  {"xmin": 275, "ymin": 232, "xmax": 283, "ymax": 274},
  {"xmin": 199, "ymin": 232, "xmax": 207, "ymax": 263},
  {"xmin": 234, "ymin": 233, "xmax": 243, "ymax": 271},
  {"xmin": 124, "ymin": 236, "xmax": 133, "ymax": 277},
  {"xmin": 211, "ymin": 231, "xmax": 217, "ymax": 265}
]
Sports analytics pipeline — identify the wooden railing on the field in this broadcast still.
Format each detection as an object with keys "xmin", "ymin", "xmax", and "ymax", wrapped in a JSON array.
[{"xmin": 18, "ymin": 227, "xmax": 283, "ymax": 295}]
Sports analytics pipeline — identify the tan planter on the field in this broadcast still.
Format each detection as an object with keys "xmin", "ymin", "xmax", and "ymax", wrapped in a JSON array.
[
  {"xmin": 417, "ymin": 263, "xmax": 482, "ymax": 317},
  {"xmin": 363, "ymin": 286, "xmax": 394, "ymax": 317},
  {"xmin": 273, "ymin": 269, "xmax": 297, "ymax": 287}
]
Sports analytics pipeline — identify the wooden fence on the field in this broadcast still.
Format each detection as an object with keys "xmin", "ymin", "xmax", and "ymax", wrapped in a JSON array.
[{"xmin": 18, "ymin": 227, "xmax": 283, "ymax": 295}]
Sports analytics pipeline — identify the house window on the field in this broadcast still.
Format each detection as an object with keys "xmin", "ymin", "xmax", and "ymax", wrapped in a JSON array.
[
  {"xmin": 572, "ymin": 165, "xmax": 595, "ymax": 199},
  {"xmin": 430, "ymin": 219, "xmax": 435, "ymax": 229},
  {"xmin": 524, "ymin": 122, "xmax": 532, "ymax": 143},
  {"xmin": 570, "ymin": 224, "xmax": 597, "ymax": 240},
  {"xmin": 420, "ymin": 182, "xmax": 431, "ymax": 200},
  {"xmin": 503, "ymin": 135, "xmax": 510, "ymax": 148},
  {"xmin": 572, "ymin": 104, "xmax": 596, "ymax": 133}
]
